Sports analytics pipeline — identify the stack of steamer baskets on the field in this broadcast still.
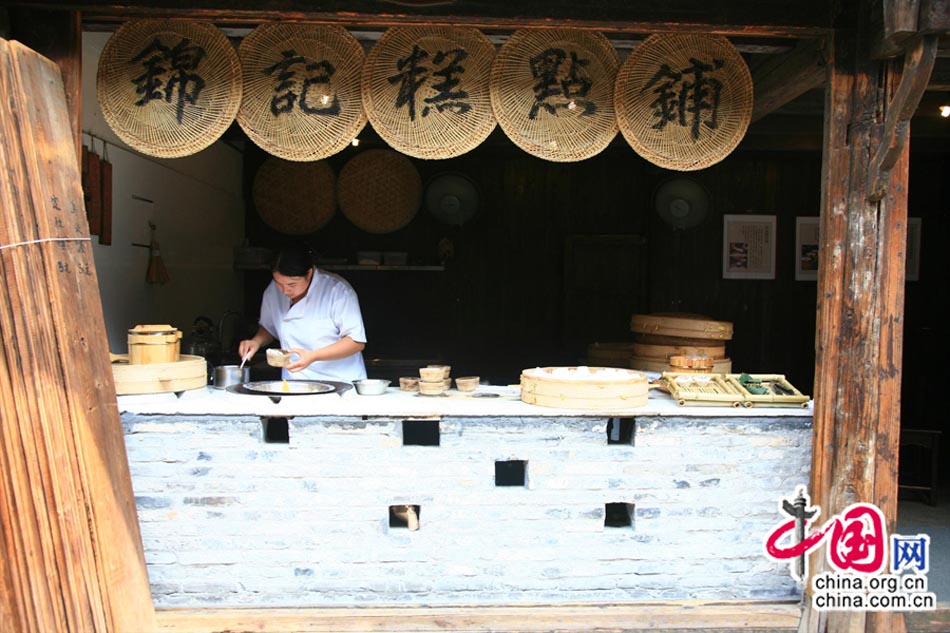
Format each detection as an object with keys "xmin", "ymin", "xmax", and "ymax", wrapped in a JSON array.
[{"xmin": 629, "ymin": 313, "xmax": 733, "ymax": 374}]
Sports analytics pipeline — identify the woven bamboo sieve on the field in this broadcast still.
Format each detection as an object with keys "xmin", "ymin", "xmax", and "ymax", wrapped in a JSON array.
[
  {"xmin": 615, "ymin": 33, "xmax": 752, "ymax": 171},
  {"xmin": 253, "ymin": 157, "xmax": 337, "ymax": 235},
  {"xmin": 490, "ymin": 28, "xmax": 619, "ymax": 162},
  {"xmin": 362, "ymin": 26, "xmax": 496, "ymax": 159},
  {"xmin": 337, "ymin": 149, "xmax": 421, "ymax": 234},
  {"xmin": 238, "ymin": 24, "xmax": 366, "ymax": 161},
  {"xmin": 97, "ymin": 20, "xmax": 242, "ymax": 158}
]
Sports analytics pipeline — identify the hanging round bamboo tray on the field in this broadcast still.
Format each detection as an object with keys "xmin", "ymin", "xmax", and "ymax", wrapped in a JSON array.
[
  {"xmin": 490, "ymin": 28, "xmax": 619, "ymax": 162},
  {"xmin": 337, "ymin": 149, "xmax": 421, "ymax": 234},
  {"xmin": 614, "ymin": 33, "xmax": 752, "ymax": 171},
  {"xmin": 111, "ymin": 353, "xmax": 208, "ymax": 395},
  {"xmin": 362, "ymin": 26, "xmax": 496, "ymax": 159},
  {"xmin": 630, "ymin": 313, "xmax": 733, "ymax": 341},
  {"xmin": 97, "ymin": 19, "xmax": 242, "ymax": 158},
  {"xmin": 238, "ymin": 24, "xmax": 366, "ymax": 161},
  {"xmin": 521, "ymin": 366, "xmax": 648, "ymax": 409},
  {"xmin": 253, "ymin": 157, "xmax": 337, "ymax": 235}
]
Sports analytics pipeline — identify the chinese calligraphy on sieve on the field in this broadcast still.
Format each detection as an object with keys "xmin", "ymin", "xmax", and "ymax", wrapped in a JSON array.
[
  {"xmin": 130, "ymin": 37, "xmax": 207, "ymax": 124},
  {"xmin": 263, "ymin": 50, "xmax": 341, "ymax": 118},
  {"xmin": 528, "ymin": 48, "xmax": 596, "ymax": 120},
  {"xmin": 641, "ymin": 58, "xmax": 724, "ymax": 141},
  {"xmin": 388, "ymin": 45, "xmax": 471, "ymax": 122}
]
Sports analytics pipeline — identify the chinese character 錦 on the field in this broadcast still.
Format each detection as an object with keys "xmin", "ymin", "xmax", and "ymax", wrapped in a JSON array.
[{"xmin": 130, "ymin": 37, "xmax": 207, "ymax": 124}]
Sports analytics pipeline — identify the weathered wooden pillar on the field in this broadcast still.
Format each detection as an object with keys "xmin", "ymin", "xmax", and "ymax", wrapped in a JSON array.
[{"xmin": 803, "ymin": 6, "xmax": 935, "ymax": 632}]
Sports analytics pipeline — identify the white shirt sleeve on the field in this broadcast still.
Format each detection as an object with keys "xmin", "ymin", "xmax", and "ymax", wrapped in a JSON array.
[{"xmin": 332, "ymin": 283, "xmax": 367, "ymax": 344}]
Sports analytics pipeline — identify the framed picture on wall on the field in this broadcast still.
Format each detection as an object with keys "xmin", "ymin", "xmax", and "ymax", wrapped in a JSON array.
[
  {"xmin": 722, "ymin": 214, "xmax": 776, "ymax": 280},
  {"xmin": 795, "ymin": 217, "xmax": 820, "ymax": 281},
  {"xmin": 906, "ymin": 217, "xmax": 922, "ymax": 281}
]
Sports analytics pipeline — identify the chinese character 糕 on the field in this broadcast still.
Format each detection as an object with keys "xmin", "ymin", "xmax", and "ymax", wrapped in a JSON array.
[
  {"xmin": 263, "ymin": 50, "xmax": 341, "ymax": 117},
  {"xmin": 130, "ymin": 36, "xmax": 208, "ymax": 124},
  {"xmin": 528, "ymin": 48, "xmax": 596, "ymax": 120},
  {"xmin": 642, "ymin": 57, "xmax": 724, "ymax": 141},
  {"xmin": 387, "ymin": 45, "xmax": 471, "ymax": 122}
]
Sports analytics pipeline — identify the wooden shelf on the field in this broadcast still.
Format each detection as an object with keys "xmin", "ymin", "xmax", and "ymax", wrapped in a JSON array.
[{"xmin": 234, "ymin": 264, "xmax": 444, "ymax": 272}]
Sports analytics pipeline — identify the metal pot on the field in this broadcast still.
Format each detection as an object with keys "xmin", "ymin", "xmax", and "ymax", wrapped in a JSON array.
[{"xmin": 213, "ymin": 365, "xmax": 249, "ymax": 390}]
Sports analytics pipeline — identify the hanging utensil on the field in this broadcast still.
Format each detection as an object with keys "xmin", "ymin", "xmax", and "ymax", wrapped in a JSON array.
[{"xmin": 99, "ymin": 140, "xmax": 113, "ymax": 245}]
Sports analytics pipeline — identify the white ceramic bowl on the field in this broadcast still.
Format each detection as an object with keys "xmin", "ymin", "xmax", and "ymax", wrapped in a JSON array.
[{"xmin": 354, "ymin": 379, "xmax": 390, "ymax": 395}]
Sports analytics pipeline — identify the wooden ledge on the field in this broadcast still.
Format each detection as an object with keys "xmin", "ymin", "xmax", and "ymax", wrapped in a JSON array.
[{"xmin": 156, "ymin": 601, "xmax": 803, "ymax": 632}]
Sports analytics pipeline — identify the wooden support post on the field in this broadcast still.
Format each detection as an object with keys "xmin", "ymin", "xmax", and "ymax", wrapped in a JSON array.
[{"xmin": 802, "ymin": 6, "xmax": 917, "ymax": 633}]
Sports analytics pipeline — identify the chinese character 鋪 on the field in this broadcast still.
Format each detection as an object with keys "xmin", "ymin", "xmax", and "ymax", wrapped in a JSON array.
[
  {"xmin": 642, "ymin": 57, "xmax": 724, "ymax": 141},
  {"xmin": 130, "ymin": 37, "xmax": 207, "ymax": 124}
]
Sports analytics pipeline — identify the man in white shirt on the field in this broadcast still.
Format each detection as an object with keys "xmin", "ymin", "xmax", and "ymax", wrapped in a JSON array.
[{"xmin": 239, "ymin": 244, "xmax": 367, "ymax": 382}]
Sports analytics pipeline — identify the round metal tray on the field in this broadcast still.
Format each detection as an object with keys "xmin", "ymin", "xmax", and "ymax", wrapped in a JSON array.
[{"xmin": 242, "ymin": 380, "xmax": 335, "ymax": 395}]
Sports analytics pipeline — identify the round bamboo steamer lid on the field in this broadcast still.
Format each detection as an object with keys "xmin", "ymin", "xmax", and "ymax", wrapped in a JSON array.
[
  {"xmin": 520, "ymin": 366, "xmax": 648, "ymax": 409},
  {"xmin": 632, "ymin": 341, "xmax": 726, "ymax": 360},
  {"xmin": 586, "ymin": 341, "xmax": 636, "ymax": 367},
  {"xmin": 127, "ymin": 324, "xmax": 182, "ymax": 364},
  {"xmin": 630, "ymin": 313, "xmax": 733, "ymax": 341},
  {"xmin": 629, "ymin": 355, "xmax": 732, "ymax": 374},
  {"xmin": 111, "ymin": 354, "xmax": 207, "ymax": 395}
]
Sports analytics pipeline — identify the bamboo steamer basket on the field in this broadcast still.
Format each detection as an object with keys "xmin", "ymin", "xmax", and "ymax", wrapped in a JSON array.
[
  {"xmin": 127, "ymin": 324, "xmax": 182, "ymax": 364},
  {"xmin": 668, "ymin": 354, "xmax": 714, "ymax": 374},
  {"xmin": 630, "ymin": 313, "xmax": 733, "ymax": 341},
  {"xmin": 111, "ymin": 353, "xmax": 207, "ymax": 395},
  {"xmin": 586, "ymin": 341, "xmax": 636, "ymax": 368},
  {"xmin": 520, "ymin": 366, "xmax": 648, "ymax": 409},
  {"xmin": 629, "ymin": 355, "xmax": 732, "ymax": 374},
  {"xmin": 632, "ymin": 341, "xmax": 726, "ymax": 360}
]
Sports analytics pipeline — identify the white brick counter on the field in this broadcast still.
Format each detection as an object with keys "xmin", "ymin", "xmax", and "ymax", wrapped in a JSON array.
[{"xmin": 122, "ymin": 397, "xmax": 812, "ymax": 607}]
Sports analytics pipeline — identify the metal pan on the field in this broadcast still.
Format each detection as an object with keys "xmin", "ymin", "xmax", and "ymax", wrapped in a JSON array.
[{"xmin": 241, "ymin": 380, "xmax": 335, "ymax": 395}]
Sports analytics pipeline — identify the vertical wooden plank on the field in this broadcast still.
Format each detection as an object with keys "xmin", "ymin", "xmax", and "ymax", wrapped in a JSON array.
[
  {"xmin": 803, "ymin": 4, "xmax": 908, "ymax": 632},
  {"xmin": 7, "ymin": 9, "xmax": 81, "ymax": 167},
  {"xmin": 0, "ymin": 38, "xmax": 155, "ymax": 632}
]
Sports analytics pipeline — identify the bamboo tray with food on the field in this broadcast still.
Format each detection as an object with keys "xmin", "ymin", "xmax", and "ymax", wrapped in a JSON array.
[{"xmin": 661, "ymin": 372, "xmax": 810, "ymax": 408}]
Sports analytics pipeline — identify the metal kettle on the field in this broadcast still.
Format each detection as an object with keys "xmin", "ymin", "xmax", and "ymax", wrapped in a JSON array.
[{"xmin": 185, "ymin": 316, "xmax": 221, "ymax": 359}]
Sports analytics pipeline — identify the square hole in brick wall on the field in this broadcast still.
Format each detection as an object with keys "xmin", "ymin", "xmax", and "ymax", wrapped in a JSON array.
[
  {"xmin": 262, "ymin": 417, "xmax": 289, "ymax": 444},
  {"xmin": 605, "ymin": 502, "xmax": 635, "ymax": 528},
  {"xmin": 495, "ymin": 460, "xmax": 527, "ymax": 486},
  {"xmin": 402, "ymin": 420, "xmax": 440, "ymax": 446},
  {"xmin": 388, "ymin": 504, "xmax": 421, "ymax": 530},
  {"xmin": 606, "ymin": 418, "xmax": 635, "ymax": 445}
]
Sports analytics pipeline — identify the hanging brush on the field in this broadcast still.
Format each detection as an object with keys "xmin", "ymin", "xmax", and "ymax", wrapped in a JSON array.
[{"xmin": 133, "ymin": 222, "xmax": 171, "ymax": 285}]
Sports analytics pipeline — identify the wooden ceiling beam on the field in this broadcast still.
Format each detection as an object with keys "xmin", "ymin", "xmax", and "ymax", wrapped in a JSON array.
[
  {"xmin": 750, "ymin": 39, "xmax": 828, "ymax": 122},
  {"xmin": 5, "ymin": 0, "xmax": 833, "ymax": 37}
]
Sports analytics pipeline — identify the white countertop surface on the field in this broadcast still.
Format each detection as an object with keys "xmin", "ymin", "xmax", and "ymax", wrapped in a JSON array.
[{"xmin": 117, "ymin": 384, "xmax": 814, "ymax": 418}]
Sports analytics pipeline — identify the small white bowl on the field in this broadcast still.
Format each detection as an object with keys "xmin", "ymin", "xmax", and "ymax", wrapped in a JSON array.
[{"xmin": 353, "ymin": 379, "xmax": 390, "ymax": 395}]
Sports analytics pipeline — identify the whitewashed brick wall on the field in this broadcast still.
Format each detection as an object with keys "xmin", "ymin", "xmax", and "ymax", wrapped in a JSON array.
[{"xmin": 122, "ymin": 414, "xmax": 812, "ymax": 607}]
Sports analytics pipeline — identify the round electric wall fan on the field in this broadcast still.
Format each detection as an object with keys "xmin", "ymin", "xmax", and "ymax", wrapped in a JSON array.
[
  {"xmin": 424, "ymin": 173, "xmax": 480, "ymax": 226},
  {"xmin": 653, "ymin": 177, "xmax": 710, "ymax": 230}
]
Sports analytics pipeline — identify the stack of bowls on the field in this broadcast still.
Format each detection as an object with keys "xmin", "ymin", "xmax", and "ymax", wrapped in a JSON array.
[{"xmin": 418, "ymin": 365, "xmax": 449, "ymax": 395}]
